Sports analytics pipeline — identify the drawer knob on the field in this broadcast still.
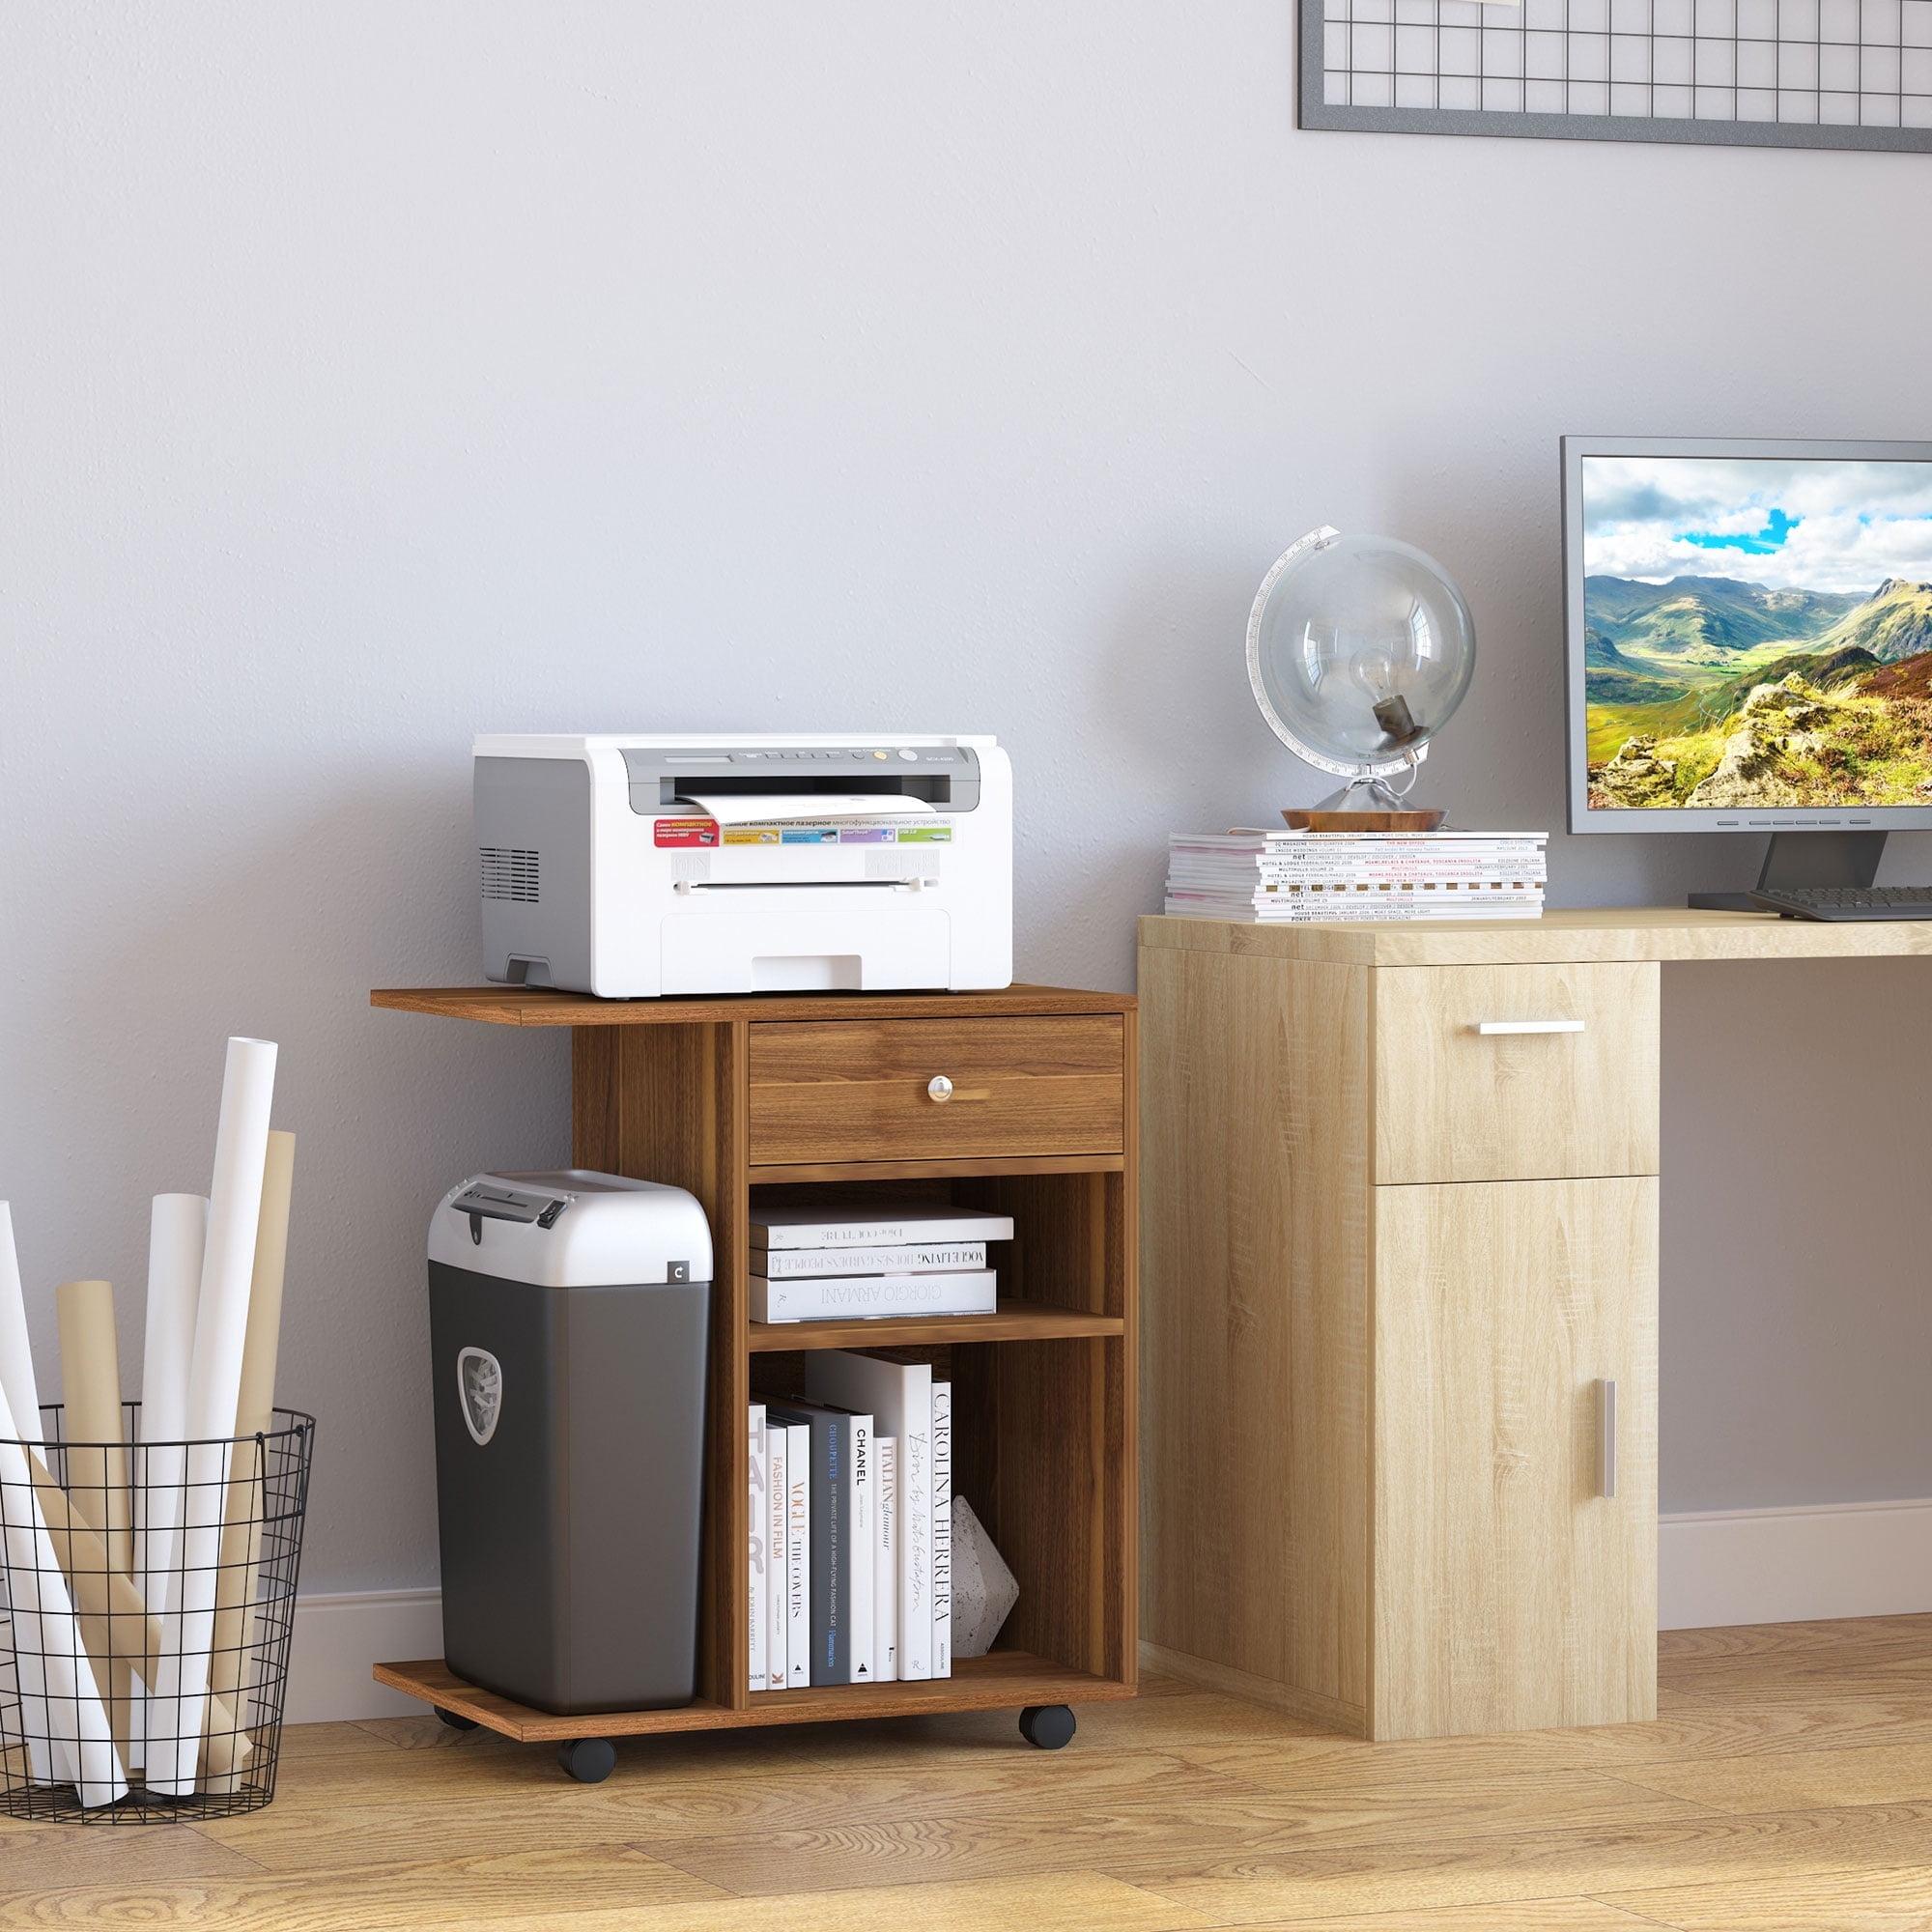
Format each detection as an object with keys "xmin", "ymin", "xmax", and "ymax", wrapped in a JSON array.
[
  {"xmin": 926, "ymin": 1075, "xmax": 954, "ymax": 1103},
  {"xmin": 1474, "ymin": 1019, "xmax": 1586, "ymax": 1036}
]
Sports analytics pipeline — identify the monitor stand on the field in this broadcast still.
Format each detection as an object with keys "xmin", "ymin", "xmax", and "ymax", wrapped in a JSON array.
[{"xmin": 1689, "ymin": 829, "xmax": 1886, "ymax": 913}]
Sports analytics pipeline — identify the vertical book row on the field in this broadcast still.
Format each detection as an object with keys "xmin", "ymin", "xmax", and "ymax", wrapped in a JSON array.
[{"xmin": 749, "ymin": 1350, "xmax": 952, "ymax": 1690}]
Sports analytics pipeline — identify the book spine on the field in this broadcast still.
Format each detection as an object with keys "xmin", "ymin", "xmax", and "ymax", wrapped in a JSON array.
[
  {"xmin": 748, "ymin": 1405, "xmax": 767, "ymax": 1696},
  {"xmin": 755, "ymin": 1217, "xmax": 1014, "ymax": 1250},
  {"xmin": 931, "ymin": 1379, "xmax": 952, "ymax": 1679},
  {"xmin": 810, "ymin": 1413, "xmax": 846, "ymax": 1683},
  {"xmin": 899, "ymin": 1387, "xmax": 933, "ymax": 1682},
  {"xmin": 755, "ymin": 1243, "xmax": 988, "ymax": 1280},
  {"xmin": 750, "ymin": 1271, "xmax": 998, "ymax": 1324},
  {"xmin": 874, "ymin": 1436, "xmax": 898, "ymax": 1683},
  {"xmin": 785, "ymin": 1423, "xmax": 810, "ymax": 1687},
  {"xmin": 848, "ymin": 1414, "xmax": 875, "ymax": 1682},
  {"xmin": 766, "ymin": 1419, "xmax": 788, "ymax": 1691}
]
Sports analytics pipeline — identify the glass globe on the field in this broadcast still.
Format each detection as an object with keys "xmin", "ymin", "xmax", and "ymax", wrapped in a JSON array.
[{"xmin": 1247, "ymin": 526, "xmax": 1476, "ymax": 784}]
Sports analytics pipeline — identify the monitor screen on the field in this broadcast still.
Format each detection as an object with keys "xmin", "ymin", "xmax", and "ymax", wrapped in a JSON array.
[{"xmin": 1566, "ymin": 440, "xmax": 1932, "ymax": 831}]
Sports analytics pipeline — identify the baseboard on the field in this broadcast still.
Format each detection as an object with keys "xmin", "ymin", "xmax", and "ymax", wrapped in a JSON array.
[
  {"xmin": 285, "ymin": 1588, "xmax": 443, "ymax": 1724},
  {"xmin": 1138, "ymin": 1639, "xmax": 1368, "ymax": 1735},
  {"xmin": 1662, "ymin": 1497, "xmax": 1932, "ymax": 1630},
  {"xmin": 277, "ymin": 1509, "xmax": 1932, "ymax": 1729}
]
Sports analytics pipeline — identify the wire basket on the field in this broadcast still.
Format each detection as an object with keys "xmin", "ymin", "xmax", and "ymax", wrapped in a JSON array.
[{"xmin": 0, "ymin": 1402, "xmax": 314, "ymax": 1823}]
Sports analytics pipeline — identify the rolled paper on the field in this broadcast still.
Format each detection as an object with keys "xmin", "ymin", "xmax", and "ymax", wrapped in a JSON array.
[
  {"xmin": 0, "ymin": 1205, "xmax": 45, "ymax": 1445},
  {"xmin": 135, "ymin": 1193, "xmax": 206, "ymax": 1759},
  {"xmin": 203, "ymin": 1130, "xmax": 294, "ymax": 1793},
  {"xmin": 149, "ymin": 1036, "xmax": 277, "ymax": 1797},
  {"xmin": 0, "ymin": 1204, "xmax": 61, "ymax": 1785},
  {"xmin": 0, "ymin": 1370, "xmax": 126, "ymax": 1806},
  {"xmin": 55, "ymin": 1279, "xmax": 135, "ymax": 1759},
  {"xmin": 27, "ymin": 1465, "xmax": 247, "ymax": 1782}
]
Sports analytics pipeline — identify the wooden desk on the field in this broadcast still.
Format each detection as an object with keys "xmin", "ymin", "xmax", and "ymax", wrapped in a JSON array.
[{"xmin": 1136, "ymin": 908, "xmax": 1924, "ymax": 1744}]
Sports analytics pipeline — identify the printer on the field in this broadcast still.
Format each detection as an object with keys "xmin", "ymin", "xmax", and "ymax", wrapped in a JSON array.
[{"xmin": 473, "ymin": 733, "xmax": 1012, "ymax": 998}]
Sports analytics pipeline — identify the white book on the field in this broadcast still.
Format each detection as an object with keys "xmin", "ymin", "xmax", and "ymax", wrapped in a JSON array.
[
  {"xmin": 874, "ymin": 1436, "xmax": 899, "ymax": 1683},
  {"xmin": 848, "ymin": 1414, "xmax": 876, "ymax": 1682},
  {"xmin": 1170, "ymin": 858, "xmax": 1548, "ymax": 881},
  {"xmin": 1221, "ymin": 826, "xmax": 1551, "ymax": 843},
  {"xmin": 803, "ymin": 1351, "xmax": 933, "ymax": 1680},
  {"xmin": 782, "ymin": 1421, "xmax": 810, "ymax": 1686},
  {"xmin": 752, "ymin": 1271, "xmax": 998, "ymax": 1324},
  {"xmin": 931, "ymin": 1379, "xmax": 952, "ymax": 1679},
  {"xmin": 766, "ymin": 1417, "xmax": 789, "ymax": 1691},
  {"xmin": 753, "ymin": 1203, "xmax": 1016, "ymax": 1250},
  {"xmin": 748, "ymin": 1405, "xmax": 768, "ymax": 1696},
  {"xmin": 1164, "ymin": 903, "xmax": 1545, "ymax": 924},
  {"xmin": 754, "ymin": 1242, "xmax": 989, "ymax": 1279}
]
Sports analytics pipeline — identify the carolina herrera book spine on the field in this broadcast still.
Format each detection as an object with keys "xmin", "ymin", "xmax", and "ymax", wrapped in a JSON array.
[{"xmin": 931, "ymin": 1379, "xmax": 952, "ymax": 1678}]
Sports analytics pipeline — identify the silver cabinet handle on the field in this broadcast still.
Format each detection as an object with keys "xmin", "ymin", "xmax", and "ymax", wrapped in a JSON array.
[
  {"xmin": 1474, "ymin": 1019, "xmax": 1587, "ymax": 1036},
  {"xmin": 1597, "ymin": 1378, "xmax": 1618, "ymax": 1499},
  {"xmin": 927, "ymin": 1075, "xmax": 954, "ymax": 1103}
]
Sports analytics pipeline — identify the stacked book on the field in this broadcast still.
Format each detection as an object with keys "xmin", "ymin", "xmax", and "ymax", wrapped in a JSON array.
[
  {"xmin": 751, "ymin": 1202, "xmax": 1012, "ymax": 1324},
  {"xmin": 1165, "ymin": 827, "xmax": 1548, "ymax": 923},
  {"xmin": 750, "ymin": 1350, "xmax": 953, "ymax": 1690}
]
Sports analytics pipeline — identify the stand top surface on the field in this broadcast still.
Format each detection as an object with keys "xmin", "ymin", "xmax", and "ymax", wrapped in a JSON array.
[
  {"xmin": 1139, "ymin": 908, "xmax": 1932, "ymax": 968},
  {"xmin": 369, "ymin": 982, "xmax": 1135, "ymax": 1028}
]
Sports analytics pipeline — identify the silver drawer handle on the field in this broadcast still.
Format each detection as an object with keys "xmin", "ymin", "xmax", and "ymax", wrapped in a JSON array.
[
  {"xmin": 1597, "ymin": 1378, "xmax": 1618, "ymax": 1499},
  {"xmin": 1474, "ymin": 1019, "xmax": 1587, "ymax": 1036},
  {"xmin": 927, "ymin": 1075, "xmax": 954, "ymax": 1103}
]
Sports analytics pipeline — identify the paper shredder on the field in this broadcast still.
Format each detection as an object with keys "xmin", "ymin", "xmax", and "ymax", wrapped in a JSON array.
[{"xmin": 427, "ymin": 1169, "xmax": 712, "ymax": 1715}]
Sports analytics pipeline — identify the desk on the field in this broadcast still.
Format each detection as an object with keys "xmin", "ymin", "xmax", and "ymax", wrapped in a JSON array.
[{"xmin": 1135, "ymin": 908, "xmax": 1932, "ymax": 1743}]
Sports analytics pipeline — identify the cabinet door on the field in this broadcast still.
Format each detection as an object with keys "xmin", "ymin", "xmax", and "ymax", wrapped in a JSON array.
[{"xmin": 1372, "ymin": 1177, "xmax": 1657, "ymax": 1740}]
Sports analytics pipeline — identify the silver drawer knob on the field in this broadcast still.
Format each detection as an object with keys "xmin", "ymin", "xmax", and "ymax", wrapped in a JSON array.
[{"xmin": 927, "ymin": 1075, "xmax": 954, "ymax": 1103}]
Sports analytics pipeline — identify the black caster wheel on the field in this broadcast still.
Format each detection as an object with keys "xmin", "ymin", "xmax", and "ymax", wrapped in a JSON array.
[
  {"xmin": 1018, "ymin": 1704, "xmax": 1075, "ymax": 1750},
  {"xmin": 557, "ymin": 1737, "xmax": 617, "ymax": 1784},
  {"xmin": 433, "ymin": 1706, "xmax": 479, "ymax": 1732}
]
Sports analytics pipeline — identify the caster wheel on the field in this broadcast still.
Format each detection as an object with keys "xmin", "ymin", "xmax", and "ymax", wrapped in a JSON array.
[
  {"xmin": 557, "ymin": 1737, "xmax": 617, "ymax": 1784},
  {"xmin": 1018, "ymin": 1704, "xmax": 1075, "ymax": 1750},
  {"xmin": 434, "ymin": 1706, "xmax": 479, "ymax": 1732}
]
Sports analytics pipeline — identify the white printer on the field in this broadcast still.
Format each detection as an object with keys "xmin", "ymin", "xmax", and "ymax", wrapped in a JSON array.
[{"xmin": 473, "ymin": 733, "xmax": 1013, "ymax": 998}]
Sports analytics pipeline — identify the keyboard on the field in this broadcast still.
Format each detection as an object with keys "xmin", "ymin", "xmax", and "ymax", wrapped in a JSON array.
[{"xmin": 1749, "ymin": 886, "xmax": 1932, "ymax": 922}]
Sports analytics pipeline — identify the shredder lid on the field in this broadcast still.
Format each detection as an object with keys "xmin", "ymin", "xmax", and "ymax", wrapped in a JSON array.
[{"xmin": 427, "ymin": 1169, "xmax": 714, "ymax": 1288}]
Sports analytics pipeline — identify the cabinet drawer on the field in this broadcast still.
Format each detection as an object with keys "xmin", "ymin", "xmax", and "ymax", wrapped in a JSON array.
[
  {"xmin": 748, "ymin": 1015, "xmax": 1125, "ymax": 1165},
  {"xmin": 1375, "ymin": 962, "xmax": 1659, "ymax": 1183}
]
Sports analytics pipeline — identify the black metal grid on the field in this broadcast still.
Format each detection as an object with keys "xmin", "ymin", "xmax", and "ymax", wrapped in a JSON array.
[
  {"xmin": 0, "ymin": 1404, "xmax": 314, "ymax": 1823},
  {"xmin": 1304, "ymin": 0, "xmax": 1932, "ymax": 150}
]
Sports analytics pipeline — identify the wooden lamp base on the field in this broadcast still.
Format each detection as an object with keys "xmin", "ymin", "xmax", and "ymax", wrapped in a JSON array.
[{"xmin": 1284, "ymin": 808, "xmax": 1447, "ymax": 833}]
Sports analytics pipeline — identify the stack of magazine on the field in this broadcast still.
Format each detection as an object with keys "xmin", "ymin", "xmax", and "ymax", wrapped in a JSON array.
[
  {"xmin": 751, "ymin": 1201, "xmax": 1012, "ymax": 1324},
  {"xmin": 750, "ymin": 1349, "xmax": 952, "ymax": 1690},
  {"xmin": 1164, "ymin": 827, "xmax": 1548, "ymax": 923}
]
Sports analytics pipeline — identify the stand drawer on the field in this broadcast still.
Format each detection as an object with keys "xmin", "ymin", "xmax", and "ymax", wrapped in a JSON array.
[
  {"xmin": 1375, "ymin": 962, "xmax": 1660, "ymax": 1183},
  {"xmin": 749, "ymin": 1015, "xmax": 1125, "ymax": 1165}
]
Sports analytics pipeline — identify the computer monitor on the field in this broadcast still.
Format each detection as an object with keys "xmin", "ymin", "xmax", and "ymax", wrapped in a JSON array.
[{"xmin": 1564, "ymin": 436, "xmax": 1932, "ymax": 903}]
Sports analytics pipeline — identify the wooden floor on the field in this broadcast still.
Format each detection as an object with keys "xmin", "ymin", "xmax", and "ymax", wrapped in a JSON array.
[{"xmin": 10, "ymin": 1619, "xmax": 1932, "ymax": 1929}]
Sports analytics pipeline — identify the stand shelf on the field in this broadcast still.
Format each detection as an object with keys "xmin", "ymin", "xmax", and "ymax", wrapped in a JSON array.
[{"xmin": 369, "ymin": 982, "xmax": 1139, "ymax": 1762}]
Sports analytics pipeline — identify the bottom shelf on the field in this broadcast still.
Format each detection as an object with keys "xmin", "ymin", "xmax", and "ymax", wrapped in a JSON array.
[{"xmin": 374, "ymin": 1649, "xmax": 1133, "ymax": 1744}]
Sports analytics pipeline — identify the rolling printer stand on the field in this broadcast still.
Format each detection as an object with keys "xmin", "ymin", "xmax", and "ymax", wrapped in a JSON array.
[{"xmin": 369, "ymin": 981, "xmax": 1138, "ymax": 1782}]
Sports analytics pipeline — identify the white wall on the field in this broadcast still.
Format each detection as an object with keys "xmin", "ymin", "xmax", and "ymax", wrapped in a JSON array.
[{"xmin": 5, "ymin": 3, "xmax": 1932, "ymax": 1597}]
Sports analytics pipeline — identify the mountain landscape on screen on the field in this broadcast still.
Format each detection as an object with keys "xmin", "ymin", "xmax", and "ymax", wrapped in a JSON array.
[{"xmin": 1580, "ymin": 456, "xmax": 1932, "ymax": 810}]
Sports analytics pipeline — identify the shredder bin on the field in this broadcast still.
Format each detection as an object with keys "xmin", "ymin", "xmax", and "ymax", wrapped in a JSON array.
[{"xmin": 427, "ymin": 1169, "xmax": 712, "ymax": 1716}]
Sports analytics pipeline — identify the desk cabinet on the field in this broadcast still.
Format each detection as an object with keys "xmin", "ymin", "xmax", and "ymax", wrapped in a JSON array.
[{"xmin": 1140, "ymin": 924, "xmax": 1661, "ymax": 1740}]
